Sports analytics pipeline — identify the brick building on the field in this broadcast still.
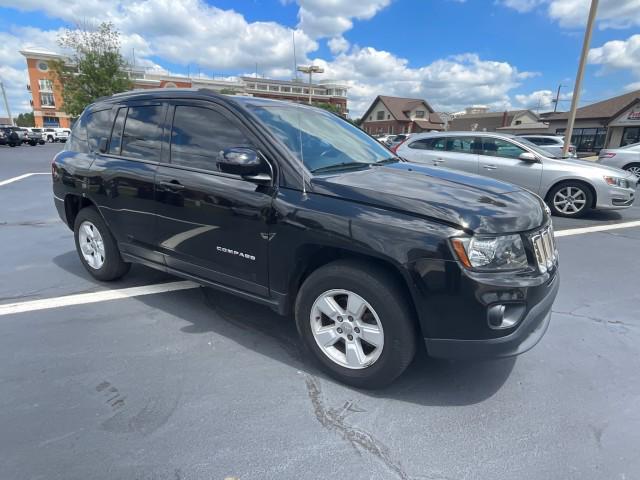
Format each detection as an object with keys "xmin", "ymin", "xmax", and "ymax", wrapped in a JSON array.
[
  {"xmin": 360, "ymin": 95, "xmax": 445, "ymax": 135},
  {"xmin": 20, "ymin": 48, "xmax": 349, "ymax": 128}
]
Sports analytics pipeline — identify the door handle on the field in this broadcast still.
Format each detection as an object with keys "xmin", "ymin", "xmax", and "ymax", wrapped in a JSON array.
[
  {"xmin": 433, "ymin": 158, "xmax": 445, "ymax": 165},
  {"xmin": 159, "ymin": 180, "xmax": 185, "ymax": 191},
  {"xmin": 483, "ymin": 164, "xmax": 497, "ymax": 170}
]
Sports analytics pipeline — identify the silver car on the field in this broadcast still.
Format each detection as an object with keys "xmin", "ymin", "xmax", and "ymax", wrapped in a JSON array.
[
  {"xmin": 519, "ymin": 134, "xmax": 577, "ymax": 158},
  {"xmin": 396, "ymin": 131, "xmax": 637, "ymax": 217},
  {"xmin": 597, "ymin": 142, "xmax": 640, "ymax": 178}
]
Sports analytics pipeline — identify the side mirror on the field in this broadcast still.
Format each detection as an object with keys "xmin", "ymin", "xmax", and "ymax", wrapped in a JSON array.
[
  {"xmin": 519, "ymin": 152, "xmax": 538, "ymax": 162},
  {"xmin": 217, "ymin": 148, "xmax": 270, "ymax": 182},
  {"xmin": 98, "ymin": 137, "xmax": 108, "ymax": 154}
]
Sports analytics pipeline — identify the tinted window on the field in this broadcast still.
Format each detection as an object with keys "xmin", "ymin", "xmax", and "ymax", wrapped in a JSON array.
[
  {"xmin": 109, "ymin": 108, "xmax": 126, "ymax": 155},
  {"xmin": 86, "ymin": 109, "xmax": 113, "ymax": 152},
  {"xmin": 408, "ymin": 137, "xmax": 446, "ymax": 150},
  {"xmin": 480, "ymin": 138, "xmax": 526, "ymax": 159},
  {"xmin": 170, "ymin": 106, "xmax": 253, "ymax": 171},
  {"xmin": 65, "ymin": 113, "xmax": 89, "ymax": 153},
  {"xmin": 525, "ymin": 137, "xmax": 545, "ymax": 145},
  {"xmin": 446, "ymin": 137, "xmax": 475, "ymax": 153},
  {"xmin": 121, "ymin": 105, "xmax": 164, "ymax": 161}
]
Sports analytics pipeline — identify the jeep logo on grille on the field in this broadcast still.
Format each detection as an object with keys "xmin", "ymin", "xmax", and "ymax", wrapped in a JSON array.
[{"xmin": 216, "ymin": 246, "xmax": 256, "ymax": 261}]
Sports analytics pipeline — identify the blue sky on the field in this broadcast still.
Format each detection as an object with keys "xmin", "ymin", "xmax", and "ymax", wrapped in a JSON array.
[{"xmin": 0, "ymin": 0, "xmax": 639, "ymax": 117}]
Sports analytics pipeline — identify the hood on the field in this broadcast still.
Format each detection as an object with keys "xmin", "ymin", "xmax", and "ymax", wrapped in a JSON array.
[
  {"xmin": 311, "ymin": 162, "xmax": 546, "ymax": 234},
  {"xmin": 548, "ymin": 156, "xmax": 633, "ymax": 177}
]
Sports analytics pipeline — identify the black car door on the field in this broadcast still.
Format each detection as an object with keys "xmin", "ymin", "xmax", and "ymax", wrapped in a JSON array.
[
  {"xmin": 154, "ymin": 100, "xmax": 273, "ymax": 297},
  {"xmin": 88, "ymin": 102, "xmax": 167, "ymax": 264}
]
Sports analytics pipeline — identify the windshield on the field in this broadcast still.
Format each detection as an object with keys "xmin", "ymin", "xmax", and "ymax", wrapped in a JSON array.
[{"xmin": 250, "ymin": 105, "xmax": 394, "ymax": 173}]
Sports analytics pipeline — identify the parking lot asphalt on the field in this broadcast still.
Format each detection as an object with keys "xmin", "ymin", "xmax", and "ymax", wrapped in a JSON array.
[{"xmin": 1, "ymin": 143, "xmax": 639, "ymax": 480}]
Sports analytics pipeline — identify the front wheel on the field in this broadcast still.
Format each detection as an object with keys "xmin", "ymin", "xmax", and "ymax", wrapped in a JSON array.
[
  {"xmin": 295, "ymin": 260, "xmax": 417, "ymax": 389},
  {"xmin": 74, "ymin": 207, "xmax": 130, "ymax": 281},
  {"xmin": 547, "ymin": 182, "xmax": 592, "ymax": 218}
]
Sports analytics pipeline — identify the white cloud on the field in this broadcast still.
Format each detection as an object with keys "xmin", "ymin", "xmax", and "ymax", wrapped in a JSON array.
[
  {"xmin": 499, "ymin": 0, "xmax": 640, "ymax": 29},
  {"xmin": 292, "ymin": 0, "xmax": 391, "ymax": 38},
  {"xmin": 328, "ymin": 36, "xmax": 350, "ymax": 55},
  {"xmin": 624, "ymin": 81, "xmax": 640, "ymax": 92},
  {"xmin": 514, "ymin": 88, "xmax": 573, "ymax": 111},
  {"xmin": 588, "ymin": 34, "xmax": 640, "ymax": 76}
]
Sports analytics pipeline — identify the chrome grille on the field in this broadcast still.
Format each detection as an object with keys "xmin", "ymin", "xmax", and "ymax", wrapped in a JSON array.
[{"xmin": 531, "ymin": 226, "xmax": 558, "ymax": 272}]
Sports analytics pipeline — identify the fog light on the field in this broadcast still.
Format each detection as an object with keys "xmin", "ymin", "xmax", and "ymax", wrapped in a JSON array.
[{"xmin": 487, "ymin": 303, "xmax": 525, "ymax": 330}]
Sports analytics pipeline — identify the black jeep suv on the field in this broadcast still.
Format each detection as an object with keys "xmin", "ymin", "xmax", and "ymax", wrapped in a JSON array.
[{"xmin": 52, "ymin": 90, "xmax": 559, "ymax": 388}]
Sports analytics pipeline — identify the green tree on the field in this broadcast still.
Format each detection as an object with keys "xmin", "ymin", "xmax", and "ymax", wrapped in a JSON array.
[
  {"xmin": 51, "ymin": 22, "xmax": 133, "ymax": 117},
  {"xmin": 315, "ymin": 102, "xmax": 343, "ymax": 115},
  {"xmin": 219, "ymin": 88, "xmax": 238, "ymax": 95},
  {"xmin": 15, "ymin": 112, "xmax": 35, "ymax": 127}
]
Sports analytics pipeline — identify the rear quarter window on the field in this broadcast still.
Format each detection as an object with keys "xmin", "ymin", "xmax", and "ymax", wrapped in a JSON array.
[
  {"xmin": 65, "ymin": 115, "xmax": 89, "ymax": 153},
  {"xmin": 86, "ymin": 109, "xmax": 113, "ymax": 152}
]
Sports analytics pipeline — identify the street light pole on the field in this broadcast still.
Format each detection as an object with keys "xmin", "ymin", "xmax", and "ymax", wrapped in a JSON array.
[
  {"xmin": 0, "ymin": 80, "xmax": 13, "ymax": 125},
  {"xmin": 297, "ymin": 65, "xmax": 324, "ymax": 106},
  {"xmin": 562, "ymin": 0, "xmax": 599, "ymax": 157},
  {"xmin": 553, "ymin": 84, "xmax": 565, "ymax": 113}
]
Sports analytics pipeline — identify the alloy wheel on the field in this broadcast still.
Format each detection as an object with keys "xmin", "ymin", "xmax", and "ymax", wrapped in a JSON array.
[
  {"xmin": 310, "ymin": 289, "xmax": 384, "ymax": 369},
  {"xmin": 625, "ymin": 165, "xmax": 640, "ymax": 178},
  {"xmin": 78, "ymin": 221, "xmax": 106, "ymax": 269},
  {"xmin": 553, "ymin": 186, "xmax": 587, "ymax": 215}
]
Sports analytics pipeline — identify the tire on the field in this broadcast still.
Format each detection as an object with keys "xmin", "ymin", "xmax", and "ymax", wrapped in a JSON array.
[
  {"xmin": 295, "ymin": 260, "xmax": 417, "ymax": 389},
  {"xmin": 546, "ymin": 181, "xmax": 592, "ymax": 218},
  {"xmin": 623, "ymin": 163, "xmax": 640, "ymax": 178},
  {"xmin": 47, "ymin": 136, "xmax": 54, "ymax": 143},
  {"xmin": 73, "ymin": 206, "xmax": 130, "ymax": 281}
]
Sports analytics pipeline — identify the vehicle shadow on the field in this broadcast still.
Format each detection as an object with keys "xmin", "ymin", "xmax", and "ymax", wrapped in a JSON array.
[
  {"xmin": 141, "ymin": 286, "xmax": 516, "ymax": 407},
  {"xmin": 51, "ymin": 252, "xmax": 516, "ymax": 406}
]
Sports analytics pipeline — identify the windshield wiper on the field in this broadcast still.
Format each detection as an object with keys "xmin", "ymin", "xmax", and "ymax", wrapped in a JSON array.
[
  {"xmin": 373, "ymin": 156, "xmax": 401, "ymax": 165},
  {"xmin": 311, "ymin": 162, "xmax": 372, "ymax": 174}
]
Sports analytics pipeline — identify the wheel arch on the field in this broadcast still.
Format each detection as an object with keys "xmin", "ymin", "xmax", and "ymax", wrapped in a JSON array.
[
  {"xmin": 544, "ymin": 178, "xmax": 597, "ymax": 209},
  {"xmin": 287, "ymin": 244, "xmax": 423, "ymax": 336},
  {"xmin": 63, "ymin": 194, "xmax": 99, "ymax": 230}
]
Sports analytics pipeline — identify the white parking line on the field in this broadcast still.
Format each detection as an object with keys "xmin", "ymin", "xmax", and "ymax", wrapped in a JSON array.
[
  {"xmin": 555, "ymin": 220, "xmax": 640, "ymax": 237},
  {"xmin": 0, "ymin": 172, "xmax": 49, "ymax": 187},
  {"xmin": 0, "ymin": 281, "xmax": 199, "ymax": 316}
]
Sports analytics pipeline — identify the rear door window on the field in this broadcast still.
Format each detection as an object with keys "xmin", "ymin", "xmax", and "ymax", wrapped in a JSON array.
[
  {"xmin": 446, "ymin": 137, "xmax": 475, "ymax": 153},
  {"xmin": 408, "ymin": 137, "xmax": 446, "ymax": 150},
  {"xmin": 121, "ymin": 105, "xmax": 165, "ymax": 161},
  {"xmin": 480, "ymin": 138, "xmax": 526, "ymax": 159},
  {"xmin": 86, "ymin": 109, "xmax": 113, "ymax": 152}
]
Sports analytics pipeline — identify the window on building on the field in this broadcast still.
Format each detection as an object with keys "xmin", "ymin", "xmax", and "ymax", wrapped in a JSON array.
[
  {"xmin": 121, "ymin": 105, "xmax": 164, "ymax": 161},
  {"xmin": 313, "ymin": 89, "xmax": 324, "ymax": 95},
  {"xmin": 269, "ymin": 85, "xmax": 280, "ymax": 92},
  {"xmin": 40, "ymin": 93, "xmax": 55, "ymax": 107},
  {"xmin": 43, "ymin": 116, "xmax": 59, "ymax": 127},
  {"xmin": 556, "ymin": 127, "xmax": 607, "ymax": 151},
  {"xmin": 38, "ymin": 79, "xmax": 53, "ymax": 92},
  {"xmin": 303, "ymin": 88, "xmax": 309, "ymax": 94},
  {"xmin": 170, "ymin": 106, "xmax": 254, "ymax": 172},
  {"xmin": 247, "ymin": 83, "xmax": 256, "ymax": 89},
  {"xmin": 376, "ymin": 111, "xmax": 384, "ymax": 120},
  {"xmin": 292, "ymin": 87, "xmax": 302, "ymax": 94},
  {"xmin": 281, "ymin": 86, "xmax": 291, "ymax": 93},
  {"xmin": 257, "ymin": 84, "xmax": 268, "ymax": 91},
  {"xmin": 415, "ymin": 110, "xmax": 425, "ymax": 118},
  {"xmin": 621, "ymin": 127, "xmax": 640, "ymax": 147},
  {"xmin": 37, "ymin": 61, "xmax": 49, "ymax": 72},
  {"xmin": 369, "ymin": 116, "xmax": 372, "ymax": 121}
]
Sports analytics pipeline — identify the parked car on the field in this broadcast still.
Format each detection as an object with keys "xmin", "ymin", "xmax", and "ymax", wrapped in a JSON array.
[
  {"xmin": 16, "ymin": 127, "xmax": 31, "ymax": 144},
  {"xmin": 597, "ymin": 142, "xmax": 640, "ymax": 178},
  {"xmin": 519, "ymin": 134, "xmax": 577, "ymax": 158},
  {"xmin": 397, "ymin": 131, "xmax": 637, "ymax": 218},
  {"xmin": 0, "ymin": 126, "xmax": 21, "ymax": 147},
  {"xmin": 53, "ymin": 91, "xmax": 559, "ymax": 388},
  {"xmin": 374, "ymin": 134, "xmax": 393, "ymax": 144},
  {"xmin": 386, "ymin": 133, "xmax": 413, "ymax": 151},
  {"xmin": 25, "ymin": 128, "xmax": 46, "ymax": 145},
  {"xmin": 43, "ymin": 127, "xmax": 69, "ymax": 143}
]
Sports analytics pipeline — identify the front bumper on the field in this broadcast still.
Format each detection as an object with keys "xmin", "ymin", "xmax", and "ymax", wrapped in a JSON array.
[
  {"xmin": 595, "ymin": 181, "xmax": 637, "ymax": 210},
  {"xmin": 425, "ymin": 271, "xmax": 559, "ymax": 359}
]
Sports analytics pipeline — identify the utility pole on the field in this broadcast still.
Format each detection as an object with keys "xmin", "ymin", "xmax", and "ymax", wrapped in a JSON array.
[
  {"xmin": 552, "ymin": 84, "xmax": 564, "ymax": 113},
  {"xmin": 0, "ymin": 80, "xmax": 13, "ymax": 125},
  {"xmin": 562, "ymin": 0, "xmax": 599, "ymax": 157}
]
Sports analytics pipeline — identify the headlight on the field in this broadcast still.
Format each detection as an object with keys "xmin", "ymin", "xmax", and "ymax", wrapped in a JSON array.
[
  {"xmin": 451, "ymin": 234, "xmax": 528, "ymax": 271},
  {"xmin": 604, "ymin": 176, "xmax": 629, "ymax": 188}
]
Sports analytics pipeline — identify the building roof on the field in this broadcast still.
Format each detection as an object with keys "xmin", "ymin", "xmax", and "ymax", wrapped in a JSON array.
[
  {"xmin": 0, "ymin": 117, "xmax": 11, "ymax": 125},
  {"xmin": 448, "ymin": 110, "xmax": 529, "ymax": 132},
  {"xmin": 361, "ymin": 95, "xmax": 444, "ymax": 125},
  {"xmin": 544, "ymin": 89, "xmax": 640, "ymax": 121}
]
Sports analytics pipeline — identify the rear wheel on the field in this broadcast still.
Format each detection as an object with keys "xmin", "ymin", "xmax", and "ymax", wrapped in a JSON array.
[
  {"xmin": 547, "ymin": 182, "xmax": 592, "ymax": 218},
  {"xmin": 295, "ymin": 260, "xmax": 417, "ymax": 389},
  {"xmin": 624, "ymin": 163, "xmax": 640, "ymax": 178},
  {"xmin": 74, "ymin": 207, "xmax": 130, "ymax": 281}
]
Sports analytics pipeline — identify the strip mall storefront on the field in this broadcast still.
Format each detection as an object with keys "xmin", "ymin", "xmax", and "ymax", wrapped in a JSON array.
[{"xmin": 607, "ymin": 104, "xmax": 640, "ymax": 147}]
